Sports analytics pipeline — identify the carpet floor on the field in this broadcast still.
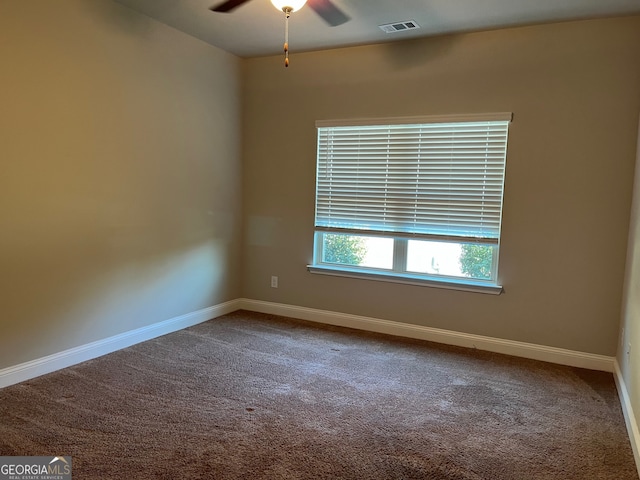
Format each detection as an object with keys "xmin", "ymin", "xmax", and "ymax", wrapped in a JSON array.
[{"xmin": 1, "ymin": 310, "xmax": 637, "ymax": 479}]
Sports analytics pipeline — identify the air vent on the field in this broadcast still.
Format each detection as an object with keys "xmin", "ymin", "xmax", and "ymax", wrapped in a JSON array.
[{"xmin": 378, "ymin": 20, "xmax": 420, "ymax": 34}]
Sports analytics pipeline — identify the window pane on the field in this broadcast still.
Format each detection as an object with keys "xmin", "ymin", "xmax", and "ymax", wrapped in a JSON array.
[
  {"xmin": 360, "ymin": 236, "xmax": 394, "ymax": 269},
  {"xmin": 407, "ymin": 240, "xmax": 495, "ymax": 280},
  {"xmin": 322, "ymin": 234, "xmax": 393, "ymax": 269},
  {"xmin": 457, "ymin": 243, "xmax": 495, "ymax": 280},
  {"xmin": 407, "ymin": 240, "xmax": 463, "ymax": 277}
]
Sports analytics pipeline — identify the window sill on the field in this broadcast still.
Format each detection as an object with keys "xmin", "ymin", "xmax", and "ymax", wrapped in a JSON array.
[{"xmin": 307, "ymin": 265, "xmax": 503, "ymax": 295}]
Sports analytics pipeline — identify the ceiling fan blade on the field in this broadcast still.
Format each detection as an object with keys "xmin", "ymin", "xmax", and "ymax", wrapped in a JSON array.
[
  {"xmin": 210, "ymin": 0, "xmax": 251, "ymax": 13},
  {"xmin": 307, "ymin": 0, "xmax": 350, "ymax": 27}
]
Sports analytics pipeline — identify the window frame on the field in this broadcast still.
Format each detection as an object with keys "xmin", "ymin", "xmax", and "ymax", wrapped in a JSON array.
[{"xmin": 309, "ymin": 113, "xmax": 512, "ymax": 295}]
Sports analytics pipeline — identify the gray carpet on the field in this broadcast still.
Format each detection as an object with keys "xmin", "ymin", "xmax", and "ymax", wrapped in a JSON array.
[{"xmin": 0, "ymin": 310, "xmax": 637, "ymax": 479}]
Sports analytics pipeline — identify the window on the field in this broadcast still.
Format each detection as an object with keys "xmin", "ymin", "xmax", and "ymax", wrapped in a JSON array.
[{"xmin": 309, "ymin": 113, "xmax": 512, "ymax": 294}]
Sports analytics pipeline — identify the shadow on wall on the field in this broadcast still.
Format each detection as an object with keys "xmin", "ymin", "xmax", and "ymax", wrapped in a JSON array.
[
  {"xmin": 379, "ymin": 33, "xmax": 461, "ymax": 70},
  {"xmin": 0, "ymin": 228, "xmax": 233, "ymax": 371},
  {"xmin": 79, "ymin": 0, "xmax": 156, "ymax": 39}
]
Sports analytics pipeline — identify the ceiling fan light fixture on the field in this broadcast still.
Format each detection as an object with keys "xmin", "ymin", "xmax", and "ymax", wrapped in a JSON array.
[{"xmin": 270, "ymin": 0, "xmax": 307, "ymax": 13}]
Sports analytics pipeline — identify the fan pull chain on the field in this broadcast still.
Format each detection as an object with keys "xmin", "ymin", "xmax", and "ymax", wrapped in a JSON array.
[{"xmin": 284, "ymin": 9, "xmax": 290, "ymax": 67}]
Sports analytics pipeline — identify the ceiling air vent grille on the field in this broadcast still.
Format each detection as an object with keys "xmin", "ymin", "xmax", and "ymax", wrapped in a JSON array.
[{"xmin": 379, "ymin": 20, "xmax": 420, "ymax": 34}]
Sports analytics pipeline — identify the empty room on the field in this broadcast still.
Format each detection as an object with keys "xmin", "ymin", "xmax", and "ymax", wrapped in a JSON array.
[{"xmin": 2, "ymin": 0, "xmax": 640, "ymax": 478}]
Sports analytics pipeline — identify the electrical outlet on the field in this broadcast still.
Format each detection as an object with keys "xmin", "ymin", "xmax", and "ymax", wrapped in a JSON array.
[{"xmin": 271, "ymin": 276, "xmax": 278, "ymax": 288}]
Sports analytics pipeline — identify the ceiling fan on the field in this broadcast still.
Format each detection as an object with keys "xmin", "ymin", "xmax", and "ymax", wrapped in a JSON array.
[
  {"xmin": 211, "ymin": 0, "xmax": 349, "ymax": 66},
  {"xmin": 210, "ymin": 0, "xmax": 350, "ymax": 27}
]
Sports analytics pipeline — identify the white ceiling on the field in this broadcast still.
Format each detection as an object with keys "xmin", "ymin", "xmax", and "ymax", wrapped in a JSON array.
[{"xmin": 113, "ymin": 0, "xmax": 640, "ymax": 58}]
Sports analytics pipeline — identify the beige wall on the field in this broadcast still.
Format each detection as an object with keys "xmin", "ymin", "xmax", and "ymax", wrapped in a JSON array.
[
  {"xmin": 242, "ymin": 16, "xmax": 640, "ymax": 356},
  {"xmin": 2, "ymin": 3, "xmax": 639, "ymax": 373},
  {"xmin": 0, "ymin": 0, "xmax": 242, "ymax": 369}
]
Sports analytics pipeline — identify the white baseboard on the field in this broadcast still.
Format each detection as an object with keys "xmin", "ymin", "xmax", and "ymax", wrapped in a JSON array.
[
  {"xmin": 0, "ymin": 300, "xmax": 241, "ymax": 389},
  {"xmin": 614, "ymin": 360, "xmax": 640, "ymax": 478},
  {"xmin": 238, "ymin": 299, "xmax": 615, "ymax": 372},
  {"xmin": 0, "ymin": 297, "xmax": 616, "ymax": 391}
]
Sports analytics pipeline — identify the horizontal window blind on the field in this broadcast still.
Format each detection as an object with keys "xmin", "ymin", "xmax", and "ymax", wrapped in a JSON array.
[{"xmin": 315, "ymin": 118, "xmax": 510, "ymax": 241}]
